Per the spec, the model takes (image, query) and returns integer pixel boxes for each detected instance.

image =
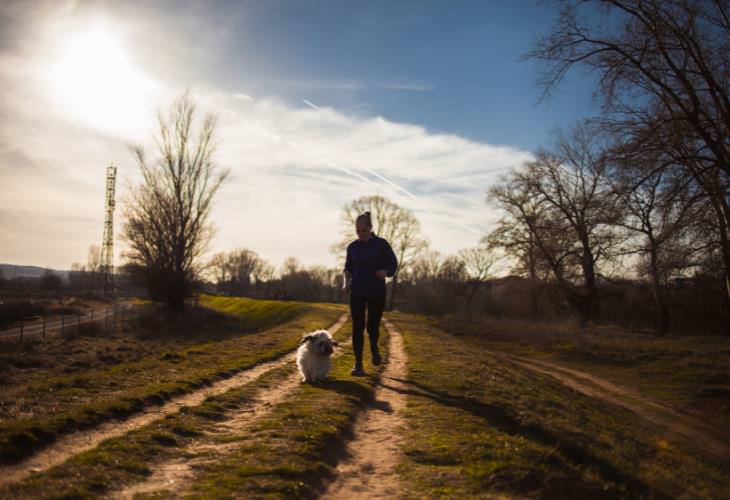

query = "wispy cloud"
[265,77,433,93]
[200,91,532,265]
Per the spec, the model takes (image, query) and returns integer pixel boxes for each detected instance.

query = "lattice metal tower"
[100,163,117,296]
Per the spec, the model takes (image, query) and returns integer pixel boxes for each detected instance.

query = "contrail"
[303,98,416,198]
[302,97,485,237]
[361,165,416,199]
[267,125,386,192]
[301,98,321,112]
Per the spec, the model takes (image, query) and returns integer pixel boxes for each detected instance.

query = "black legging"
[349,293,385,366]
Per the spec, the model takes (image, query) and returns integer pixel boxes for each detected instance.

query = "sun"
[45,23,156,137]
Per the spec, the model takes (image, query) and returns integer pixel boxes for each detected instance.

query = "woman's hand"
[343,271,352,291]
[375,269,388,279]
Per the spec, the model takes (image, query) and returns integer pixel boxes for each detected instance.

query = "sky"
[0,0,599,273]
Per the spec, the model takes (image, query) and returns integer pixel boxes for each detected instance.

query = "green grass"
[5,307,725,498]
[198,294,307,331]
[1,369,288,499]
[0,295,344,465]
[389,311,728,499]
[432,314,730,430]
[183,321,386,498]
[0,319,382,499]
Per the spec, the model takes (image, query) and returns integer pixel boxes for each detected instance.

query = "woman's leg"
[366,294,386,364]
[349,293,367,369]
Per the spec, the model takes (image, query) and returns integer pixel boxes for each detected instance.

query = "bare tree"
[331,195,428,310]
[489,121,621,327]
[282,257,300,276]
[68,244,104,291]
[529,0,730,331]
[609,162,703,333]
[457,245,498,312]
[404,249,443,284]
[122,92,230,312]
[208,251,229,287]
[208,248,265,296]
[485,174,548,318]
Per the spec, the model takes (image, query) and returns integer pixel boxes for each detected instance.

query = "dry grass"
[0,319,381,499]
[390,311,729,498]
[433,313,730,430]
[0,295,344,465]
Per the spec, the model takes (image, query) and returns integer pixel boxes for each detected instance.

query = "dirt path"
[511,355,730,458]
[0,313,349,487]
[111,368,306,498]
[321,317,408,500]
[111,323,354,498]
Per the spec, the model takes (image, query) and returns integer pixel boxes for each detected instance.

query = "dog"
[296,329,339,383]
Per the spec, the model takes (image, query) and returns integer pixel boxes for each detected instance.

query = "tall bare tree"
[484,186,548,318]
[122,92,230,312]
[489,121,621,327]
[529,0,730,331]
[609,162,703,332]
[331,195,428,310]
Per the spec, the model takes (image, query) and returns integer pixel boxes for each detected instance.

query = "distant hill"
[0,263,70,283]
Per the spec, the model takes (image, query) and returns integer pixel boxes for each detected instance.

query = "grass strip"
[0,296,344,465]
[180,322,387,498]
[434,313,730,430]
[389,311,728,499]
[0,319,371,499]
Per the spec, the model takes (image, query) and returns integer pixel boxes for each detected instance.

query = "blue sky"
[186,0,598,149]
[0,0,599,272]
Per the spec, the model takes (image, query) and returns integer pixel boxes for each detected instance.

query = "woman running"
[343,211,398,375]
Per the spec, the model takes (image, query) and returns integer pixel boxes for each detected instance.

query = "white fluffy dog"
[296,329,339,383]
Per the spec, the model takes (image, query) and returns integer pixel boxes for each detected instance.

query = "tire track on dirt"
[0,313,349,487]
[321,317,408,500]
[511,355,730,458]
[111,321,353,498]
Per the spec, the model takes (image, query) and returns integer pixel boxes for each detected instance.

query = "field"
[0,295,727,498]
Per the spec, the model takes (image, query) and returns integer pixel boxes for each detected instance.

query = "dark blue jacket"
[344,233,398,297]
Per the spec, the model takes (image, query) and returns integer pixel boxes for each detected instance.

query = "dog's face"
[301,329,338,356]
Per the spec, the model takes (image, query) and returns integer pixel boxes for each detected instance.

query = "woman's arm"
[343,245,353,290]
[378,239,398,278]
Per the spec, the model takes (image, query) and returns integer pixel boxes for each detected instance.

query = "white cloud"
[0,3,533,272]
[0,73,532,270]
[193,91,532,269]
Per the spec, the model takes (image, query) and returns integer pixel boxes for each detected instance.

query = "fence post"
[19,318,24,342]
[42,314,47,341]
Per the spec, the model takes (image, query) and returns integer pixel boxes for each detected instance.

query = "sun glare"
[45,23,156,137]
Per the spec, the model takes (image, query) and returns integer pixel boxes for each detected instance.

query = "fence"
[0,302,150,342]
